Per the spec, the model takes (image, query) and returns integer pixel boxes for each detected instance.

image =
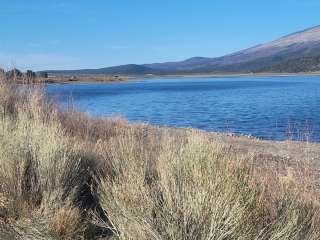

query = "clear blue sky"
[0,0,319,70]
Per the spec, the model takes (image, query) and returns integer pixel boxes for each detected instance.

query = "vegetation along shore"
[3,67,320,86]
[0,74,320,240]
[0,68,134,84]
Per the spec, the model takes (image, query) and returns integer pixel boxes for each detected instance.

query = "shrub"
[97,129,320,239]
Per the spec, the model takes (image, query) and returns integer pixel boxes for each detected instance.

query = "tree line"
[0,68,48,80]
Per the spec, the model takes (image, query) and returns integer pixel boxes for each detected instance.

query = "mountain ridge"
[47,25,320,75]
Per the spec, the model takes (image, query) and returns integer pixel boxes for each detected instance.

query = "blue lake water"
[46,76,320,142]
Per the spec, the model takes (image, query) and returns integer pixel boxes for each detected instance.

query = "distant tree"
[38,71,48,78]
[26,70,36,79]
[6,68,22,79]
[0,68,4,75]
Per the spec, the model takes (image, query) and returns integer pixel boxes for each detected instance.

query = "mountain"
[47,25,320,75]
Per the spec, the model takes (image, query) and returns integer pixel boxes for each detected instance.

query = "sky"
[0,0,320,71]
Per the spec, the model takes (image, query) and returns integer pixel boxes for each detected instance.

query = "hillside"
[47,64,156,75]
[47,25,320,75]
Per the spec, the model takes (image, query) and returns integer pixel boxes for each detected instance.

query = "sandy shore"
[209,131,320,165]
[40,74,137,84]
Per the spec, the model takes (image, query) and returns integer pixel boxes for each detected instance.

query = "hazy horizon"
[1,0,320,71]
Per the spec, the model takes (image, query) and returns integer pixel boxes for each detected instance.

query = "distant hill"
[47,25,320,75]
[47,64,156,75]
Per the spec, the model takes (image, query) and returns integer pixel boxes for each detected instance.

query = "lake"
[46,76,320,142]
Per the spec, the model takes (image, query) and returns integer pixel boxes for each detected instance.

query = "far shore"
[43,71,320,84]
[150,71,320,79]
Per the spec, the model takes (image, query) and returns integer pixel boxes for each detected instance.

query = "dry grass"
[0,76,320,239]
[48,203,82,238]
[96,130,320,240]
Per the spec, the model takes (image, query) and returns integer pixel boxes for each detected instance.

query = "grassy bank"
[0,76,320,239]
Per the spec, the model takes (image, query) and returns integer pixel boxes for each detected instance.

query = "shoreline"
[45,71,320,84]
[148,71,320,78]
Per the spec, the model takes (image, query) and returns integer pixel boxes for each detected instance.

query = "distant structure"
[69,75,77,81]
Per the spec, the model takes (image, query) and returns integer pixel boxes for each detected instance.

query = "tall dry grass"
[95,129,320,240]
[0,77,99,239]
[0,75,319,239]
